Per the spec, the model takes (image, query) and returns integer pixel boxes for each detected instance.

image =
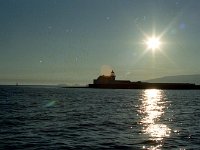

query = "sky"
[1,0,200,85]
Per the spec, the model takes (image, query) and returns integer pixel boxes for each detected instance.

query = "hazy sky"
[1,0,200,85]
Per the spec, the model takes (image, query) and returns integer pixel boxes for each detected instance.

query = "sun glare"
[138,89,171,149]
[145,36,161,50]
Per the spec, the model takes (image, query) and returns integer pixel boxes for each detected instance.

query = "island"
[88,70,200,89]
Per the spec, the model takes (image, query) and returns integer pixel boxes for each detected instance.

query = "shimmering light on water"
[139,89,171,149]
[1,86,200,149]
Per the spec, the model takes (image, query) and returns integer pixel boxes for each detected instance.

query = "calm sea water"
[0,86,200,150]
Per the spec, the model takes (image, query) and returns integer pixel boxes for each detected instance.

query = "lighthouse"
[110,70,116,80]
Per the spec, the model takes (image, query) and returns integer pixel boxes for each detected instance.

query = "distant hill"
[146,74,200,84]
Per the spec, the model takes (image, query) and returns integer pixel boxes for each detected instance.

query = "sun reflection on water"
[139,89,171,149]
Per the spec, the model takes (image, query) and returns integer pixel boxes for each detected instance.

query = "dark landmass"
[87,71,200,90]
[146,74,200,84]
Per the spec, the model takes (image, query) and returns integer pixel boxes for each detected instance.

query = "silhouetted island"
[88,70,200,89]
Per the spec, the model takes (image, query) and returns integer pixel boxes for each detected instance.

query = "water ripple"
[0,87,200,149]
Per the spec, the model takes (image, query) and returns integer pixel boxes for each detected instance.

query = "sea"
[0,85,200,150]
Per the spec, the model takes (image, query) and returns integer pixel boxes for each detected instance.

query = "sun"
[145,36,161,51]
